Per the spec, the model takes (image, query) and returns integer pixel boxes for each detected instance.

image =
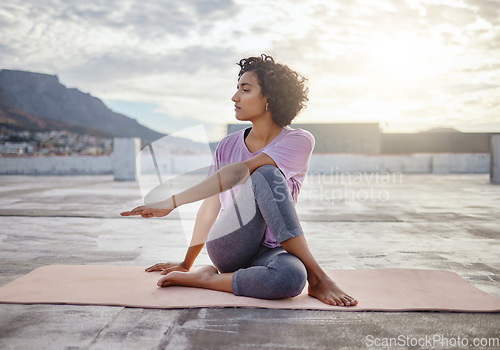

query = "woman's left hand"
[120,205,172,218]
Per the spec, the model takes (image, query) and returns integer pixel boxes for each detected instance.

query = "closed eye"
[237,82,253,92]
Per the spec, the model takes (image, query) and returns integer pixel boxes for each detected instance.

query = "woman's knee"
[252,164,285,183]
[271,254,307,298]
[251,165,288,197]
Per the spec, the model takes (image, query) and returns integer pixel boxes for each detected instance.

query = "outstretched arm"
[121,153,276,218]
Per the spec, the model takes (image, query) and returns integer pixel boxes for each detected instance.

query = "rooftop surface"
[0,173,499,349]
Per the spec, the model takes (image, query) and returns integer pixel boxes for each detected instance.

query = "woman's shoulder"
[222,128,246,143]
[215,128,246,151]
[281,126,315,147]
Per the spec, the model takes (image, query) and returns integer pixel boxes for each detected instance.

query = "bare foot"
[157,266,219,288]
[308,274,358,307]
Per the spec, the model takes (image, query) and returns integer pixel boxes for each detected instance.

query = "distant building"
[0,142,34,155]
[382,130,491,154]
[227,123,381,154]
[227,123,495,154]
[82,146,103,156]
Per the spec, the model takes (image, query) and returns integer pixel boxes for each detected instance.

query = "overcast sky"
[1,0,499,141]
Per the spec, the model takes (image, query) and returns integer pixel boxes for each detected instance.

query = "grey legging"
[206,165,307,299]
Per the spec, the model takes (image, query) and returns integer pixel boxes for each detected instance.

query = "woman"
[121,54,357,307]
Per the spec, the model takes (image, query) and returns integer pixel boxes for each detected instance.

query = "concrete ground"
[0,173,499,350]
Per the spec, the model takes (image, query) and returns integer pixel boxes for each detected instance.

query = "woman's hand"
[145,262,189,275]
[120,205,172,218]
[121,197,176,218]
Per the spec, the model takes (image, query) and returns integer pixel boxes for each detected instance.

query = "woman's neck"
[249,119,283,145]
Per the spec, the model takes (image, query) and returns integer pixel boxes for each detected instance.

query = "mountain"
[0,87,112,137]
[421,127,462,133]
[0,70,164,144]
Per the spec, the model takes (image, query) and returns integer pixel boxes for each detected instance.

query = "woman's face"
[231,71,268,123]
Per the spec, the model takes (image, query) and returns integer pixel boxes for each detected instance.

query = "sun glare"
[368,34,446,79]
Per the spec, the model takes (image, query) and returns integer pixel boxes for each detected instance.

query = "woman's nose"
[231,92,239,102]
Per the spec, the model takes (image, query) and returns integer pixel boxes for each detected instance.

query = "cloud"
[424,3,477,27]
[1,0,500,137]
[0,0,239,65]
[192,0,237,19]
[62,46,236,83]
[461,63,500,72]
[36,0,237,38]
[466,0,500,23]
[447,83,499,94]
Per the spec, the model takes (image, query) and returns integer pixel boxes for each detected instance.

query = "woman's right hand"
[145,262,189,275]
[120,205,172,218]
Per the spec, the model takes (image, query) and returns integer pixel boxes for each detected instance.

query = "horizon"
[1,66,499,143]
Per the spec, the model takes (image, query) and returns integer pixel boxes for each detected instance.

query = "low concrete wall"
[0,156,113,175]
[140,154,214,176]
[308,153,490,174]
[0,153,490,176]
[113,138,140,181]
[431,154,490,174]
[491,136,500,184]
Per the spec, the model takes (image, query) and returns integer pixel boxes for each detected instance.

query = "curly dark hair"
[237,54,308,128]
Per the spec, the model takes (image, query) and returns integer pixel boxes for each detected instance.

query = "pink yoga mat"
[0,265,499,312]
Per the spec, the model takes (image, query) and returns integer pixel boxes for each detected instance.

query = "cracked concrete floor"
[0,174,499,349]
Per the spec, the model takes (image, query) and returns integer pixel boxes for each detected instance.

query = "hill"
[0,87,111,137]
[0,70,164,144]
